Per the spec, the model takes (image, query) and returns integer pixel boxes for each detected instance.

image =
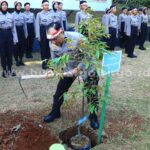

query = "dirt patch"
[0,111,59,150]
[0,109,145,150]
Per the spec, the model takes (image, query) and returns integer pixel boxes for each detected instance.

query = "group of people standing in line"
[0,0,149,78]
[102,4,149,58]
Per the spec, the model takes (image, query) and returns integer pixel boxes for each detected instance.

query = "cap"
[42,0,49,4]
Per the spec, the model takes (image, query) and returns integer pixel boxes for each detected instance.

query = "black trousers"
[120,22,126,48]
[124,35,131,54]
[39,26,50,60]
[53,74,99,113]
[108,27,117,51]
[63,21,67,31]
[139,23,147,48]
[127,26,138,56]
[14,26,26,62]
[0,28,14,71]
[26,23,35,56]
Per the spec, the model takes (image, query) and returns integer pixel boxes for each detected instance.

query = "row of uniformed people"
[0,0,68,77]
[102,5,149,58]
[34,0,68,69]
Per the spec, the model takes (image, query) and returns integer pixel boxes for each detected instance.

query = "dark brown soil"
[0,111,59,150]
[0,109,145,150]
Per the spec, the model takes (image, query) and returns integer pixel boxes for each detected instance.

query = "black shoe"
[127,55,137,58]
[43,109,61,123]
[16,61,20,66]
[89,113,99,130]
[2,70,8,78]
[42,61,48,70]
[7,70,16,77]
[139,47,146,50]
[19,61,25,66]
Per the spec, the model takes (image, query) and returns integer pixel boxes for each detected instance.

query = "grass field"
[0,43,150,149]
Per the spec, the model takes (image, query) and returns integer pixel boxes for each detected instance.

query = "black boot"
[89,113,99,130]
[43,107,61,123]
[2,70,8,78]
[42,60,49,70]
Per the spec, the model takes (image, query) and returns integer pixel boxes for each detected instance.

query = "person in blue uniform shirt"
[105,4,118,51]
[12,1,28,66]
[58,1,68,31]
[43,22,100,130]
[36,0,53,69]
[75,0,91,35]
[138,7,148,50]
[50,1,63,28]
[118,7,128,48]
[125,7,140,58]
[0,0,18,78]
[124,7,132,54]
[24,2,35,58]
[101,8,111,45]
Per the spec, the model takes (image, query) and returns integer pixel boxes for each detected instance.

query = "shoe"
[127,55,137,58]
[2,70,8,78]
[42,61,48,70]
[19,61,25,66]
[43,109,61,123]
[7,70,16,77]
[139,47,146,50]
[89,113,99,130]
[16,61,20,66]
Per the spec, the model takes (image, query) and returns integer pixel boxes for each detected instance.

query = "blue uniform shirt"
[35,10,53,39]
[12,11,28,38]
[0,12,18,43]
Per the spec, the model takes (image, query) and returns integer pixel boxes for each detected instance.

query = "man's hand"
[45,69,54,79]
[71,68,80,76]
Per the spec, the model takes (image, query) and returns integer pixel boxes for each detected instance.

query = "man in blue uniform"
[138,7,148,50]
[105,5,118,51]
[118,7,128,48]
[24,2,35,58]
[43,22,100,130]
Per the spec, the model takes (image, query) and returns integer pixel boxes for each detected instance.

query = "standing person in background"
[105,5,118,51]
[118,7,128,48]
[50,1,63,28]
[75,1,91,33]
[12,1,28,66]
[36,0,52,69]
[58,1,68,31]
[139,7,148,50]
[101,8,111,45]
[24,2,35,58]
[124,7,132,54]
[0,0,18,78]
[125,7,140,58]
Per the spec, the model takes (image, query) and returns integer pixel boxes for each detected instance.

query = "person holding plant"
[43,22,100,130]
